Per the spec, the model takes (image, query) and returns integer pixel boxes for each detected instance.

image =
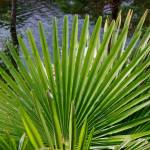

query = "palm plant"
[0,10,150,149]
[0,133,31,150]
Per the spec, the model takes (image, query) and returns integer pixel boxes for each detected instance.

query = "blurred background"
[0,0,150,50]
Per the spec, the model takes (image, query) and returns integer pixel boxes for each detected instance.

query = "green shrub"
[0,10,150,149]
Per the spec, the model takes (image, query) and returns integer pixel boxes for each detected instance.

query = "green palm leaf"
[0,11,150,149]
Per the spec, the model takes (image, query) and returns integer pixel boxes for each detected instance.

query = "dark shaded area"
[0,0,150,49]
[112,0,120,20]
[10,0,18,47]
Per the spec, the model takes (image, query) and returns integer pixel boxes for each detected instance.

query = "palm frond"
[0,11,150,149]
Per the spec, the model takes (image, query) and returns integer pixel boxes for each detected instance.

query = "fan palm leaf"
[0,10,150,149]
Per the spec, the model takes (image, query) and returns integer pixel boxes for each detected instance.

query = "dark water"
[0,0,95,51]
[0,0,150,51]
